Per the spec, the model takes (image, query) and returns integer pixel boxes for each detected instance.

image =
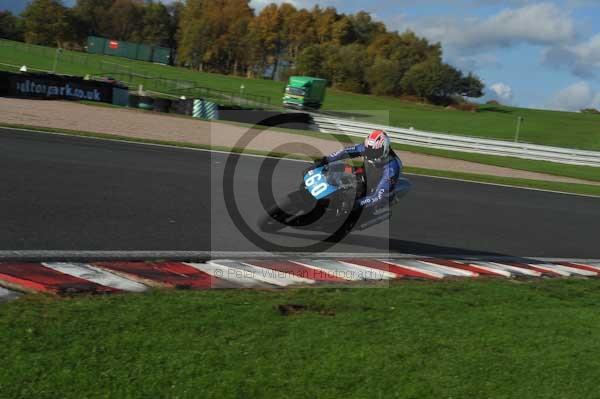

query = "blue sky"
[3,0,600,111]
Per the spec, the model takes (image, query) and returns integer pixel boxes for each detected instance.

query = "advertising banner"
[1,72,123,103]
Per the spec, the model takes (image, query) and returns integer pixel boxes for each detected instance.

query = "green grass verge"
[2,39,600,150]
[3,280,600,398]
[3,122,599,197]
[323,98,600,151]
[404,167,600,196]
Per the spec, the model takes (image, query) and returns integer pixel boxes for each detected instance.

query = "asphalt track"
[1,127,599,258]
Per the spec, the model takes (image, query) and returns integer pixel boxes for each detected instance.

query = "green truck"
[283,76,327,109]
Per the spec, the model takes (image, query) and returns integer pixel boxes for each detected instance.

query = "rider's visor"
[364,146,382,161]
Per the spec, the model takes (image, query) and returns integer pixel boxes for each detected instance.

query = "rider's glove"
[313,156,328,167]
[303,157,328,176]
[302,165,314,176]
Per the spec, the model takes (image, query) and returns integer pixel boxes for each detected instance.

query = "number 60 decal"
[311,182,328,197]
[305,173,322,186]
[306,173,328,197]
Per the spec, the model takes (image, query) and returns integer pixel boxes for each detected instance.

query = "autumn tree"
[401,59,463,101]
[177,0,211,69]
[22,0,72,46]
[72,0,114,38]
[284,9,315,60]
[216,0,253,74]
[296,44,324,77]
[247,3,283,78]
[178,0,253,73]
[72,0,180,46]
[331,16,354,46]
[0,11,24,41]
[458,72,484,98]
[166,1,184,50]
[319,43,343,83]
[330,44,370,93]
[363,30,447,96]
[348,11,385,45]
[106,0,144,41]
[366,57,404,96]
[140,2,172,46]
[311,6,337,44]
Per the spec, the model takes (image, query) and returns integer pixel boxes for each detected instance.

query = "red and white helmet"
[364,130,390,163]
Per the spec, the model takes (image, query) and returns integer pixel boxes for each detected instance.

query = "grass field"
[2,279,600,398]
[2,39,599,151]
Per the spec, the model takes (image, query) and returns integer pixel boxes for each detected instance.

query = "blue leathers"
[322,144,410,209]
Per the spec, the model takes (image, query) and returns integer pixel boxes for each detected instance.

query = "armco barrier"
[311,115,600,167]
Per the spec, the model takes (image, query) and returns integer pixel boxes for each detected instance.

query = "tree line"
[0,0,484,102]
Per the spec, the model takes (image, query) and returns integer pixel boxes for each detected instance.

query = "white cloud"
[404,3,575,54]
[543,33,600,78]
[449,53,501,72]
[488,82,514,103]
[545,81,600,111]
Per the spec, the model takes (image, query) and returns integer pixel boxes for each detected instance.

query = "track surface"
[1,127,599,257]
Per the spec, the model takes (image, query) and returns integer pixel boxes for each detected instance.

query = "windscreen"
[286,87,305,96]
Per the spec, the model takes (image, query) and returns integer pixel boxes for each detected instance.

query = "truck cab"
[283,76,327,110]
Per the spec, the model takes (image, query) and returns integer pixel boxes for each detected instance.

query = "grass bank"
[2,279,600,398]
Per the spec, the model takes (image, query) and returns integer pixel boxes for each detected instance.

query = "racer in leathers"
[314,130,411,211]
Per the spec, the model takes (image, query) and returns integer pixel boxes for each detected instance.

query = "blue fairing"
[304,166,339,200]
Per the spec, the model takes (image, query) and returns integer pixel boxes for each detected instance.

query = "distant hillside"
[1,39,599,151]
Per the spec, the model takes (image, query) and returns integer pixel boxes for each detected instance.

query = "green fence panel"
[85,36,173,65]
[136,44,153,62]
[103,39,128,58]
[125,42,139,60]
[86,36,106,55]
[152,47,171,65]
